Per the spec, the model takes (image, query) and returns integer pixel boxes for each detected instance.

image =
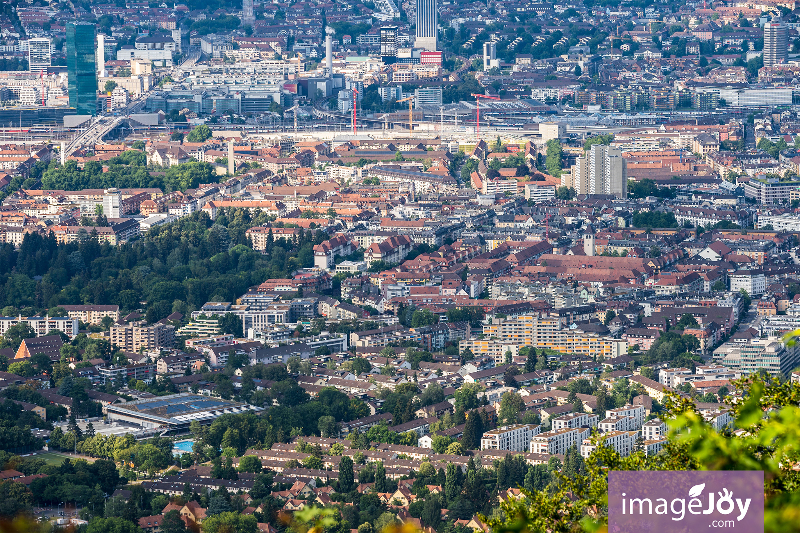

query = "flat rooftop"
[107,393,259,426]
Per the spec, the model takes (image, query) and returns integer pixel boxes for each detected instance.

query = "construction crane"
[286,104,299,133]
[397,95,415,132]
[352,88,358,135]
[470,93,500,142]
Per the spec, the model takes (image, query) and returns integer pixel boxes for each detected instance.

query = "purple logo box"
[608,471,764,533]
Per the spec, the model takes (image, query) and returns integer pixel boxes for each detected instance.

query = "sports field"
[28,451,92,465]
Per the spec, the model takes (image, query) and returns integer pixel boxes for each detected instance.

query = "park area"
[27,450,95,465]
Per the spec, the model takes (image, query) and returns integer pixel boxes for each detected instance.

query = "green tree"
[187,124,213,143]
[584,134,614,151]
[338,455,355,492]
[202,511,257,533]
[351,357,372,375]
[86,517,141,533]
[554,185,575,200]
[318,415,337,438]
[421,494,442,528]
[445,462,461,503]
[461,412,484,449]
[499,391,525,424]
[161,510,187,533]
[445,442,465,455]
[676,313,699,329]
[523,347,537,373]
[7,360,34,377]
[545,139,563,176]
[1,323,36,351]
[0,480,32,517]
[375,460,387,492]
[411,309,438,328]
[104,80,117,93]
[454,383,482,412]
[374,512,400,532]
[238,455,262,473]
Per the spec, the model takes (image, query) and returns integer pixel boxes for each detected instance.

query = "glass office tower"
[66,22,97,115]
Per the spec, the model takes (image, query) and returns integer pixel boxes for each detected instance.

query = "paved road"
[63,94,149,157]
[745,123,756,150]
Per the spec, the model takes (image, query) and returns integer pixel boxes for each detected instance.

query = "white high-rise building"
[242,0,255,27]
[481,424,541,452]
[415,0,437,51]
[483,41,497,70]
[28,38,51,74]
[567,144,627,198]
[589,144,627,198]
[764,22,788,66]
[96,34,106,77]
[102,188,121,218]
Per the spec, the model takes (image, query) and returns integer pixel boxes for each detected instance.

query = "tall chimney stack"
[227,140,235,175]
[325,27,334,79]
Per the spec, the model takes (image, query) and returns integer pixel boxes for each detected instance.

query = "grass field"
[29,451,82,466]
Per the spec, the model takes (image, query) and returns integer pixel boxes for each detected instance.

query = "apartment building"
[156,353,205,374]
[599,416,636,433]
[529,427,590,455]
[641,418,667,441]
[671,370,736,388]
[110,322,175,352]
[97,362,157,384]
[728,270,766,296]
[567,144,627,198]
[604,405,645,431]
[659,367,692,388]
[48,219,140,245]
[457,340,520,365]
[580,430,638,458]
[713,338,800,377]
[480,424,541,452]
[364,235,414,266]
[0,316,78,338]
[475,315,627,359]
[642,438,668,456]
[245,226,302,251]
[313,234,357,270]
[61,305,120,325]
[552,412,599,430]
[178,318,222,338]
[702,408,733,431]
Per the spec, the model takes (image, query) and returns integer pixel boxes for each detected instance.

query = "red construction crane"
[470,93,500,142]
[352,88,358,135]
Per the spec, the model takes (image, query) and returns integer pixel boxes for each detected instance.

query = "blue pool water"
[173,440,194,454]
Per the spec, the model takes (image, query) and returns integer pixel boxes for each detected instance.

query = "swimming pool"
[173,440,194,454]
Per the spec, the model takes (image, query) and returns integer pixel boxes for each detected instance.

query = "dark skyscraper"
[66,22,97,115]
[380,26,398,64]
